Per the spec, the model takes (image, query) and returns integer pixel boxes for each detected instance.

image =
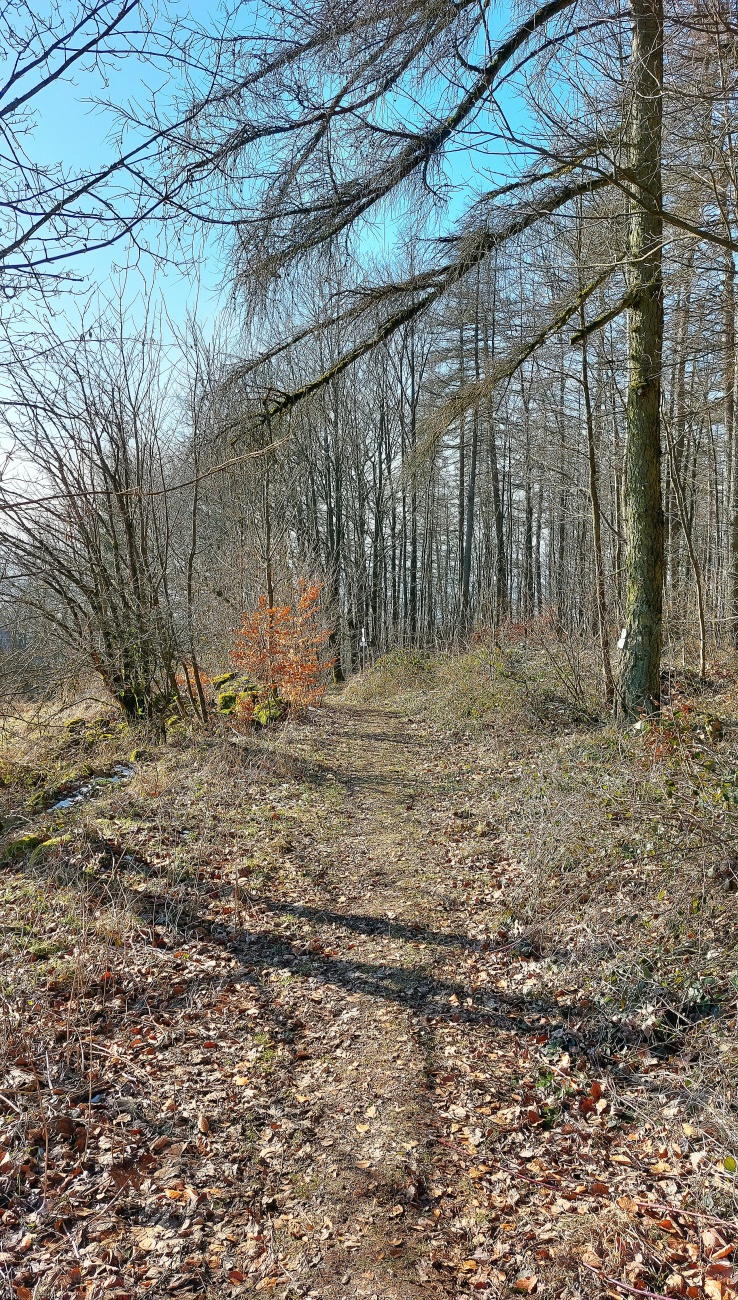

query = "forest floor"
[1,648,738,1300]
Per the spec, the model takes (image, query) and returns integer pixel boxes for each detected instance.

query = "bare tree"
[0,0,183,299]
[0,317,191,722]
[152,0,738,714]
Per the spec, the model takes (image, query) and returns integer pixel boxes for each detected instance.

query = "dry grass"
[349,639,738,1166]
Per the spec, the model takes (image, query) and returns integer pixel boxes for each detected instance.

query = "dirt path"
[232,697,537,1298]
[253,700,465,1298]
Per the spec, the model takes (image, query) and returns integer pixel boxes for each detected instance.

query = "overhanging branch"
[253,172,612,427]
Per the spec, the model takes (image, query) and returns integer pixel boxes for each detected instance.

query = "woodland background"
[0,0,736,720]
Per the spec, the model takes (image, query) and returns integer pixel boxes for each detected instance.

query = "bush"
[230,581,334,715]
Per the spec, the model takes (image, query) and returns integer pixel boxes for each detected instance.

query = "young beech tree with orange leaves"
[231,582,334,711]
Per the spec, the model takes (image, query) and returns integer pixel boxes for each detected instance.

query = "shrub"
[231,582,334,713]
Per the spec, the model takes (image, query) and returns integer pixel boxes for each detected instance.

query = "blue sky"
[18,0,539,348]
[22,0,226,338]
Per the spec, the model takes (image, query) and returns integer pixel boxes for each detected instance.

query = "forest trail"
[232,695,573,1299]
[3,691,734,1300]
[256,696,478,1299]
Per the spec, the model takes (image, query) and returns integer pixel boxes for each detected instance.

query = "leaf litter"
[0,687,736,1299]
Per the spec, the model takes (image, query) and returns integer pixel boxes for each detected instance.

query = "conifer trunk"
[615,0,664,719]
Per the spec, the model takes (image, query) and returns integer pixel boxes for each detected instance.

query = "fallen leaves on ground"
[0,693,737,1299]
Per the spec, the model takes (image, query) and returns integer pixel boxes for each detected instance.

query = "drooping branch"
[412,261,618,466]
[243,172,612,429]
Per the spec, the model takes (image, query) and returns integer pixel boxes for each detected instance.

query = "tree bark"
[615,0,664,719]
[580,316,615,706]
[724,253,738,644]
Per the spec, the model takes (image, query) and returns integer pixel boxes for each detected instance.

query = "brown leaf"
[582,1250,602,1269]
[704,1231,728,1258]
[616,1196,638,1214]
[706,1264,735,1281]
[704,1279,725,1300]
[514,1276,537,1293]
[665,1274,687,1295]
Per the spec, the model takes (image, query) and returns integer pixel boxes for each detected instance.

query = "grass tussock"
[345,632,604,734]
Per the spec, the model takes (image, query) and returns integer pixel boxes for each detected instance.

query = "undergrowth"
[344,635,603,734]
[347,641,738,1156]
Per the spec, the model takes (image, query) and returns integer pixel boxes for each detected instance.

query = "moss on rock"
[253,697,287,726]
[212,672,238,690]
[29,835,71,866]
[2,834,46,864]
[217,692,238,713]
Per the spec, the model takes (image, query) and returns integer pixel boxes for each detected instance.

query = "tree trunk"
[580,316,615,706]
[462,276,481,617]
[458,316,466,609]
[665,414,706,679]
[725,253,738,644]
[482,264,507,622]
[615,0,664,719]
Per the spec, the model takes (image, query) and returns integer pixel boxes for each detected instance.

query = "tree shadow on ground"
[259,898,479,950]
[200,912,634,1066]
